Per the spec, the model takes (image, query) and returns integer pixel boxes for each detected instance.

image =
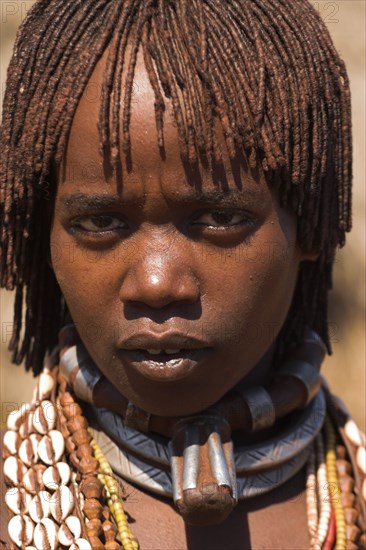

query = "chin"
[130,392,218,418]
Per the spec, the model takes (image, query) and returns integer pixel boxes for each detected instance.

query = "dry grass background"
[0,1,365,430]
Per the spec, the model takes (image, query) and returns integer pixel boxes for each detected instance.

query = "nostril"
[119,264,200,309]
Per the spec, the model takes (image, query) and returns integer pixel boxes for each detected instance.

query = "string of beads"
[3,362,365,548]
[324,416,347,549]
[305,413,366,550]
[90,434,138,550]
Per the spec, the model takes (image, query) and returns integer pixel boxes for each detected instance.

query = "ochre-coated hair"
[1,0,352,375]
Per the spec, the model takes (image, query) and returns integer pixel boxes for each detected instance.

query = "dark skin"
[51,49,313,418]
[48,49,315,547]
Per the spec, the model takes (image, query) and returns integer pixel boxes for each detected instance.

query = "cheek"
[50,227,119,335]
[204,231,300,345]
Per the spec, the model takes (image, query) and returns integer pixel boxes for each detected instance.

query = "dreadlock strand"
[122,2,155,159]
[167,4,200,162]
[110,3,141,166]
[151,17,188,158]
[98,1,131,157]
[172,1,209,156]
[204,11,250,149]
[142,26,165,149]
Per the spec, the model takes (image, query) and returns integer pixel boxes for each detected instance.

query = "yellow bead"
[89,435,136,544]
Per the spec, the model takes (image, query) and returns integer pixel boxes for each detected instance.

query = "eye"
[72,214,127,233]
[192,210,254,228]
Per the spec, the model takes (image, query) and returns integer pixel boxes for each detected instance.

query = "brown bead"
[80,477,103,499]
[346,542,359,550]
[346,524,361,543]
[105,542,122,550]
[341,492,355,508]
[344,507,359,525]
[76,443,93,460]
[62,401,82,420]
[72,429,92,447]
[336,445,347,459]
[338,474,355,493]
[87,536,105,550]
[67,415,88,434]
[86,518,103,538]
[61,424,71,439]
[102,505,111,521]
[83,498,104,520]
[59,392,75,406]
[79,456,99,475]
[69,452,80,469]
[66,437,76,453]
[359,533,366,548]
[102,520,118,542]
[336,459,352,477]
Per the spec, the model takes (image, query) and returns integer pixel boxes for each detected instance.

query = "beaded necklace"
[3,352,366,548]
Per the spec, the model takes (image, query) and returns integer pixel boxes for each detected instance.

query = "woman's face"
[51,51,305,416]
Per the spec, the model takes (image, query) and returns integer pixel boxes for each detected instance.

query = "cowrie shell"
[56,461,71,484]
[8,514,34,547]
[33,518,58,550]
[38,430,65,465]
[3,430,21,455]
[356,446,366,475]
[7,403,32,431]
[22,464,46,494]
[29,490,51,522]
[33,401,56,434]
[5,487,32,515]
[58,515,82,546]
[38,372,55,401]
[43,462,71,491]
[70,538,92,550]
[19,434,41,467]
[3,456,27,486]
[19,410,35,439]
[50,485,74,522]
[345,419,366,447]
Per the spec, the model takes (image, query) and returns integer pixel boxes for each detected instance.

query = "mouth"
[119,349,213,382]
[117,334,213,382]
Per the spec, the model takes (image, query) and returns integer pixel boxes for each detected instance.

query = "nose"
[119,239,200,310]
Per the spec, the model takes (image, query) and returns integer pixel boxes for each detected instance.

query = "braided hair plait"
[0,0,352,374]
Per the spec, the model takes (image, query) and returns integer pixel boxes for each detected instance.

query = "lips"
[118,332,213,382]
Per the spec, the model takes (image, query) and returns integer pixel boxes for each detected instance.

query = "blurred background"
[1,1,365,430]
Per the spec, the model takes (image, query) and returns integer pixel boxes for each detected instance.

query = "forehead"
[60,46,271,204]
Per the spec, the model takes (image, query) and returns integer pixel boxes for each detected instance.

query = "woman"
[1,1,365,548]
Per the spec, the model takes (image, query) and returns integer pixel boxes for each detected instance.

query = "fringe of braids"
[0,0,352,374]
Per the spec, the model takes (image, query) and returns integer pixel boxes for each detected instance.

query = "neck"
[234,344,275,392]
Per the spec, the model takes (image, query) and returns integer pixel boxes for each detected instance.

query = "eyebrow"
[60,193,141,210]
[59,187,265,211]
